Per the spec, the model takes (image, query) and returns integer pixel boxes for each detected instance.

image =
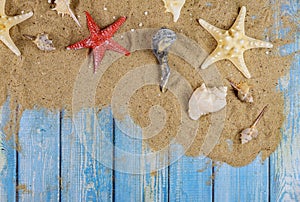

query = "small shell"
[162,0,186,22]
[240,127,258,144]
[188,83,227,120]
[52,0,81,26]
[240,105,268,144]
[228,79,253,103]
[152,28,177,93]
[24,33,56,51]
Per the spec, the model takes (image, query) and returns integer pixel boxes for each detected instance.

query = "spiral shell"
[52,0,80,26]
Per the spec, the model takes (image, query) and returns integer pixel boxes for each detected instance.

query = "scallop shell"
[188,83,227,120]
[162,0,186,22]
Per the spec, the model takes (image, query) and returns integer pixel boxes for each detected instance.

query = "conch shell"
[188,83,227,120]
[162,0,186,22]
[240,105,268,144]
[228,79,253,103]
[24,33,56,51]
[52,0,81,26]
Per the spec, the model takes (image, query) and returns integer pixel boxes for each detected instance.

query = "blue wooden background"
[0,1,299,201]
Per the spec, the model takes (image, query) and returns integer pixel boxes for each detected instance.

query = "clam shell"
[188,83,227,120]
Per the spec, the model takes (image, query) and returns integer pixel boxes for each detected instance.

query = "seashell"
[240,105,267,144]
[152,28,177,93]
[161,0,186,22]
[188,83,227,120]
[240,127,258,144]
[228,79,253,103]
[52,0,81,26]
[24,33,56,51]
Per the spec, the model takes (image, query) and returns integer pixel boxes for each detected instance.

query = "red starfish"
[67,11,130,72]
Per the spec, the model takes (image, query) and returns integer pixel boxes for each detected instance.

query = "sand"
[0,0,295,166]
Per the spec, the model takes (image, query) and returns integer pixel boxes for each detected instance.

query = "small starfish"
[198,6,273,78]
[67,11,130,72]
[0,0,33,56]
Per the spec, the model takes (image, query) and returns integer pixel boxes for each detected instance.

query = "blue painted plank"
[270,0,300,201]
[271,56,300,201]
[169,146,212,202]
[0,99,17,202]
[17,109,60,201]
[169,152,213,202]
[214,156,269,202]
[61,108,113,201]
[142,152,168,202]
[113,117,169,201]
[113,118,143,201]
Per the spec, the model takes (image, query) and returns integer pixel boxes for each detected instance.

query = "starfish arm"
[7,12,33,29]
[92,45,106,73]
[245,36,273,49]
[232,6,246,33]
[0,0,5,16]
[66,38,90,50]
[106,39,130,56]
[228,56,251,78]
[84,11,101,36]
[0,31,21,56]
[102,17,127,38]
[198,19,226,40]
[201,47,226,69]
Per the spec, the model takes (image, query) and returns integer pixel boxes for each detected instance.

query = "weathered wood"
[0,100,17,202]
[214,156,269,201]
[270,0,300,201]
[61,108,113,202]
[113,118,143,201]
[169,153,213,202]
[17,109,60,201]
[113,117,169,201]
[270,53,300,201]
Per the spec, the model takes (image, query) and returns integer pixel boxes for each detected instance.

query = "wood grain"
[0,100,17,202]
[61,108,113,201]
[17,109,60,201]
[214,156,269,201]
[169,154,213,202]
[270,1,300,201]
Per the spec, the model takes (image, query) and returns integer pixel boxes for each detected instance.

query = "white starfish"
[199,6,273,78]
[0,0,33,56]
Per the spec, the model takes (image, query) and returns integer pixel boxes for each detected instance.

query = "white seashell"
[188,83,227,120]
[240,105,267,144]
[240,127,258,144]
[52,0,81,26]
[228,79,253,103]
[24,33,56,51]
[162,0,186,22]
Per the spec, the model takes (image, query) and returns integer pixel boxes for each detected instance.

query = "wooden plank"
[270,0,300,201]
[113,118,143,201]
[17,109,60,201]
[113,117,169,201]
[0,99,17,202]
[169,152,213,202]
[61,108,113,201]
[214,156,269,201]
[139,144,169,201]
[271,56,300,201]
